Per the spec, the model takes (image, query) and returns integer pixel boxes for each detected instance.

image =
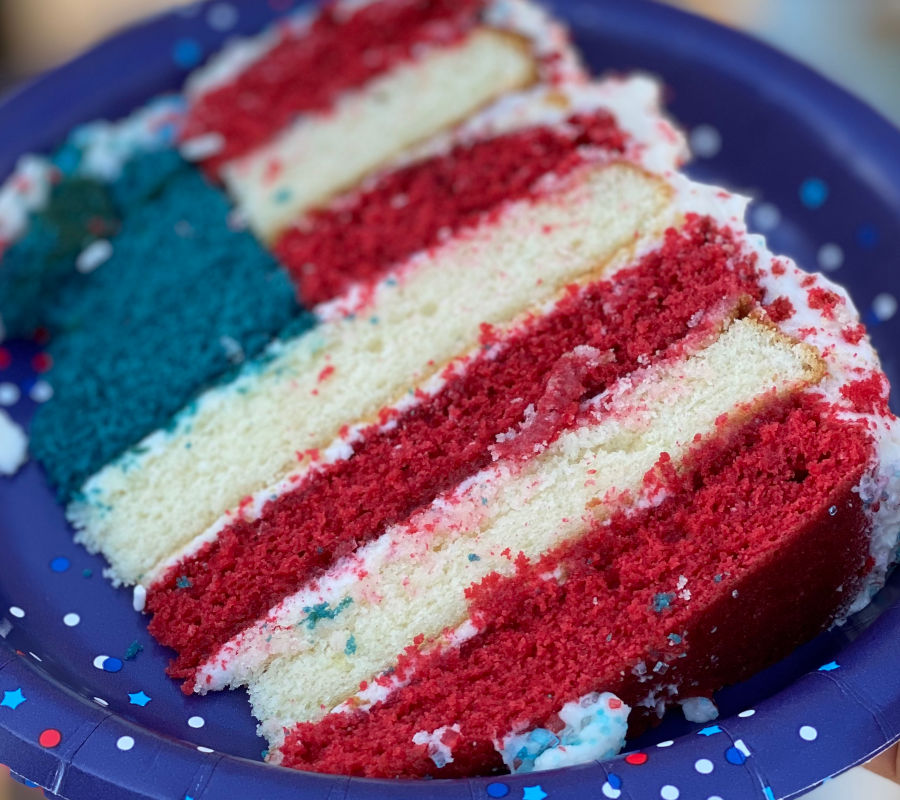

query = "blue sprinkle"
[725,745,747,765]
[481,497,488,506]
[667,633,682,644]
[486,783,510,798]
[713,574,723,582]
[302,597,352,630]
[124,640,143,660]
[82,568,93,578]
[273,187,293,204]
[799,178,828,209]
[652,592,675,612]
[607,773,622,790]
[261,748,269,760]
[698,725,722,736]
[176,575,193,589]
[344,635,357,656]
[818,661,840,671]
[102,657,123,673]
[173,38,203,69]
[763,787,775,800]
[468,553,481,562]
[369,316,379,325]
[50,556,70,573]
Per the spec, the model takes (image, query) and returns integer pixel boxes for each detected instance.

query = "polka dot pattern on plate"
[689,124,722,158]
[799,177,829,208]
[0,382,20,406]
[208,3,239,31]
[63,613,80,627]
[752,202,781,231]
[188,715,206,729]
[694,758,714,774]
[8,606,24,619]
[873,293,898,322]
[93,655,123,673]
[116,735,135,751]
[660,785,680,800]
[817,243,844,272]
[799,725,818,741]
[29,380,53,403]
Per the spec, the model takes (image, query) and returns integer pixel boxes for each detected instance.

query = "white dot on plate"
[116,735,135,751]
[660,786,680,800]
[29,380,53,403]
[753,202,781,232]
[694,758,714,774]
[817,243,844,272]
[738,709,756,718]
[188,716,205,729]
[8,606,24,619]
[799,725,818,741]
[197,745,214,753]
[689,124,722,158]
[708,796,724,800]
[602,783,621,799]
[63,613,80,627]
[208,3,238,30]
[656,740,674,748]
[873,293,898,322]
[93,655,108,669]
[0,383,20,406]
[93,697,109,707]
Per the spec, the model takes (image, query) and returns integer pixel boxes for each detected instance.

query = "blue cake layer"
[29,150,310,498]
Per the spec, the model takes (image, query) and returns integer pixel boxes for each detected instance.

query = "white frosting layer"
[0,410,27,476]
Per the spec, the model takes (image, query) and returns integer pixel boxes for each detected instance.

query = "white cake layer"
[70,162,674,586]
[223,28,538,241]
[245,316,822,739]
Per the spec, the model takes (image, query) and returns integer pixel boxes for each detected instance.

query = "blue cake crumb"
[29,150,311,497]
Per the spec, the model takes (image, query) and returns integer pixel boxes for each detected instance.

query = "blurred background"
[0,0,899,124]
[0,1,897,798]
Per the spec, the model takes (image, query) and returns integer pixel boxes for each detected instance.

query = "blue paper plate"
[1,1,899,798]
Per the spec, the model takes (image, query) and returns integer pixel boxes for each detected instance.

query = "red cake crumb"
[275,111,626,305]
[146,217,762,686]
[182,0,486,171]
[841,374,892,417]
[807,287,841,318]
[278,396,873,778]
[764,296,794,323]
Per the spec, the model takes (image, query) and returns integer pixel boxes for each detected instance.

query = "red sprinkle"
[31,353,53,373]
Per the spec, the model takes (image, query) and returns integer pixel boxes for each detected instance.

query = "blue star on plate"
[128,691,152,707]
[697,725,722,736]
[522,787,547,800]
[1,688,26,709]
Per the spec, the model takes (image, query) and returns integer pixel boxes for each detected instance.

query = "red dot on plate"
[32,353,53,373]
[39,728,62,748]
[625,752,648,766]
[0,348,10,369]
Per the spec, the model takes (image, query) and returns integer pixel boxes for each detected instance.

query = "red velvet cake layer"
[278,395,874,778]
[182,0,486,171]
[146,217,762,686]
[274,111,627,305]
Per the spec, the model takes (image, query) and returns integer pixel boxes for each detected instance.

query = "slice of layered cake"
[2,0,899,782]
